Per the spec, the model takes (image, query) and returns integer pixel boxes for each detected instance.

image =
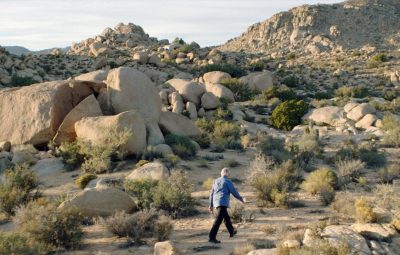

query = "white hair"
[221,167,230,177]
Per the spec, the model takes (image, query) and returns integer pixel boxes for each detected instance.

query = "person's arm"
[228,180,244,203]
[209,181,215,209]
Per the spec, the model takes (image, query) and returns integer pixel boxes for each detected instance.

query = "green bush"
[192,133,211,149]
[0,232,39,255]
[14,202,83,252]
[247,154,300,207]
[101,209,173,243]
[212,121,241,149]
[220,78,257,101]
[0,164,39,216]
[295,130,321,169]
[75,173,97,189]
[261,86,298,102]
[57,127,131,173]
[256,135,291,163]
[358,144,386,168]
[335,85,369,98]
[8,74,37,87]
[202,64,246,78]
[196,118,215,133]
[214,107,233,120]
[282,75,300,88]
[271,100,308,131]
[124,179,159,209]
[165,134,197,159]
[381,114,400,147]
[152,171,195,217]
[301,168,338,195]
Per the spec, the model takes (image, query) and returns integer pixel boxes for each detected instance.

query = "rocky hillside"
[219,0,400,54]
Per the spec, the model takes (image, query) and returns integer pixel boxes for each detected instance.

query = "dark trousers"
[209,206,234,240]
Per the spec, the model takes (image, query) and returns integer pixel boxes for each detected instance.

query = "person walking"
[208,167,245,243]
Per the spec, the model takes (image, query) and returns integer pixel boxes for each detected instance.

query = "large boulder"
[89,42,110,57]
[347,103,376,122]
[154,241,181,255]
[204,83,235,102]
[0,141,11,152]
[344,102,359,113]
[355,114,378,130]
[107,67,164,145]
[166,79,205,105]
[53,95,103,145]
[201,92,220,110]
[159,111,201,137]
[303,106,345,126]
[59,188,137,217]
[74,70,109,83]
[133,52,149,65]
[322,225,371,255]
[351,223,398,241]
[75,111,147,156]
[0,81,94,146]
[31,158,65,178]
[239,71,275,91]
[170,92,184,114]
[203,71,231,84]
[126,161,169,181]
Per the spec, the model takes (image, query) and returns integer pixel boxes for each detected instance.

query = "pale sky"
[0,0,343,50]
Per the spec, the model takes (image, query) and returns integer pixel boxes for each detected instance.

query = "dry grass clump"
[13,201,83,252]
[101,209,173,244]
[247,154,300,207]
[336,159,364,186]
[331,193,356,219]
[301,168,338,195]
[75,173,97,189]
[0,164,40,216]
[202,177,214,190]
[0,232,39,255]
[230,243,256,255]
[355,198,377,223]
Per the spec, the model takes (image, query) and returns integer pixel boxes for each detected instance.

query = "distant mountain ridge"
[4,46,70,56]
[219,0,400,54]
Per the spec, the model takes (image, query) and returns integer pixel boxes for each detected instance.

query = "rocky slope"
[219,0,400,54]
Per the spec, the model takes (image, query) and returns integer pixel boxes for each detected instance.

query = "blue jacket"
[209,176,243,208]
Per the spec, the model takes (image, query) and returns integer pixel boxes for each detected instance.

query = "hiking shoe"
[208,239,221,244]
[230,230,237,238]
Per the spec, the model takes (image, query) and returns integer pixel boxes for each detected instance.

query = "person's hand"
[209,207,214,214]
[242,197,247,204]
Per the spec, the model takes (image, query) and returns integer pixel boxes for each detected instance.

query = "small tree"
[270,100,308,131]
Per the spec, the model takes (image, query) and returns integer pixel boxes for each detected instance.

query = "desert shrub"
[277,239,350,255]
[331,193,356,218]
[124,179,159,210]
[247,61,265,72]
[257,135,291,163]
[141,147,164,161]
[75,173,97,189]
[0,164,40,216]
[101,209,173,243]
[261,86,298,102]
[379,164,400,183]
[223,159,240,168]
[0,232,39,255]
[57,141,84,169]
[319,189,336,206]
[165,134,197,159]
[247,154,300,207]
[57,127,131,173]
[229,202,245,223]
[334,85,369,98]
[301,168,338,195]
[355,198,377,223]
[336,159,364,186]
[214,107,234,120]
[202,177,214,190]
[196,118,215,133]
[295,130,321,169]
[152,171,195,217]
[192,133,211,149]
[8,74,37,87]
[374,184,400,223]
[14,202,83,252]
[162,154,180,168]
[282,75,300,88]
[358,143,386,168]
[220,78,257,101]
[202,64,246,78]
[271,100,308,131]
[212,121,241,149]
[231,243,255,255]
[381,114,400,147]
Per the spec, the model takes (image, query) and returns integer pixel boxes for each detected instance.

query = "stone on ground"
[159,111,201,137]
[126,161,169,181]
